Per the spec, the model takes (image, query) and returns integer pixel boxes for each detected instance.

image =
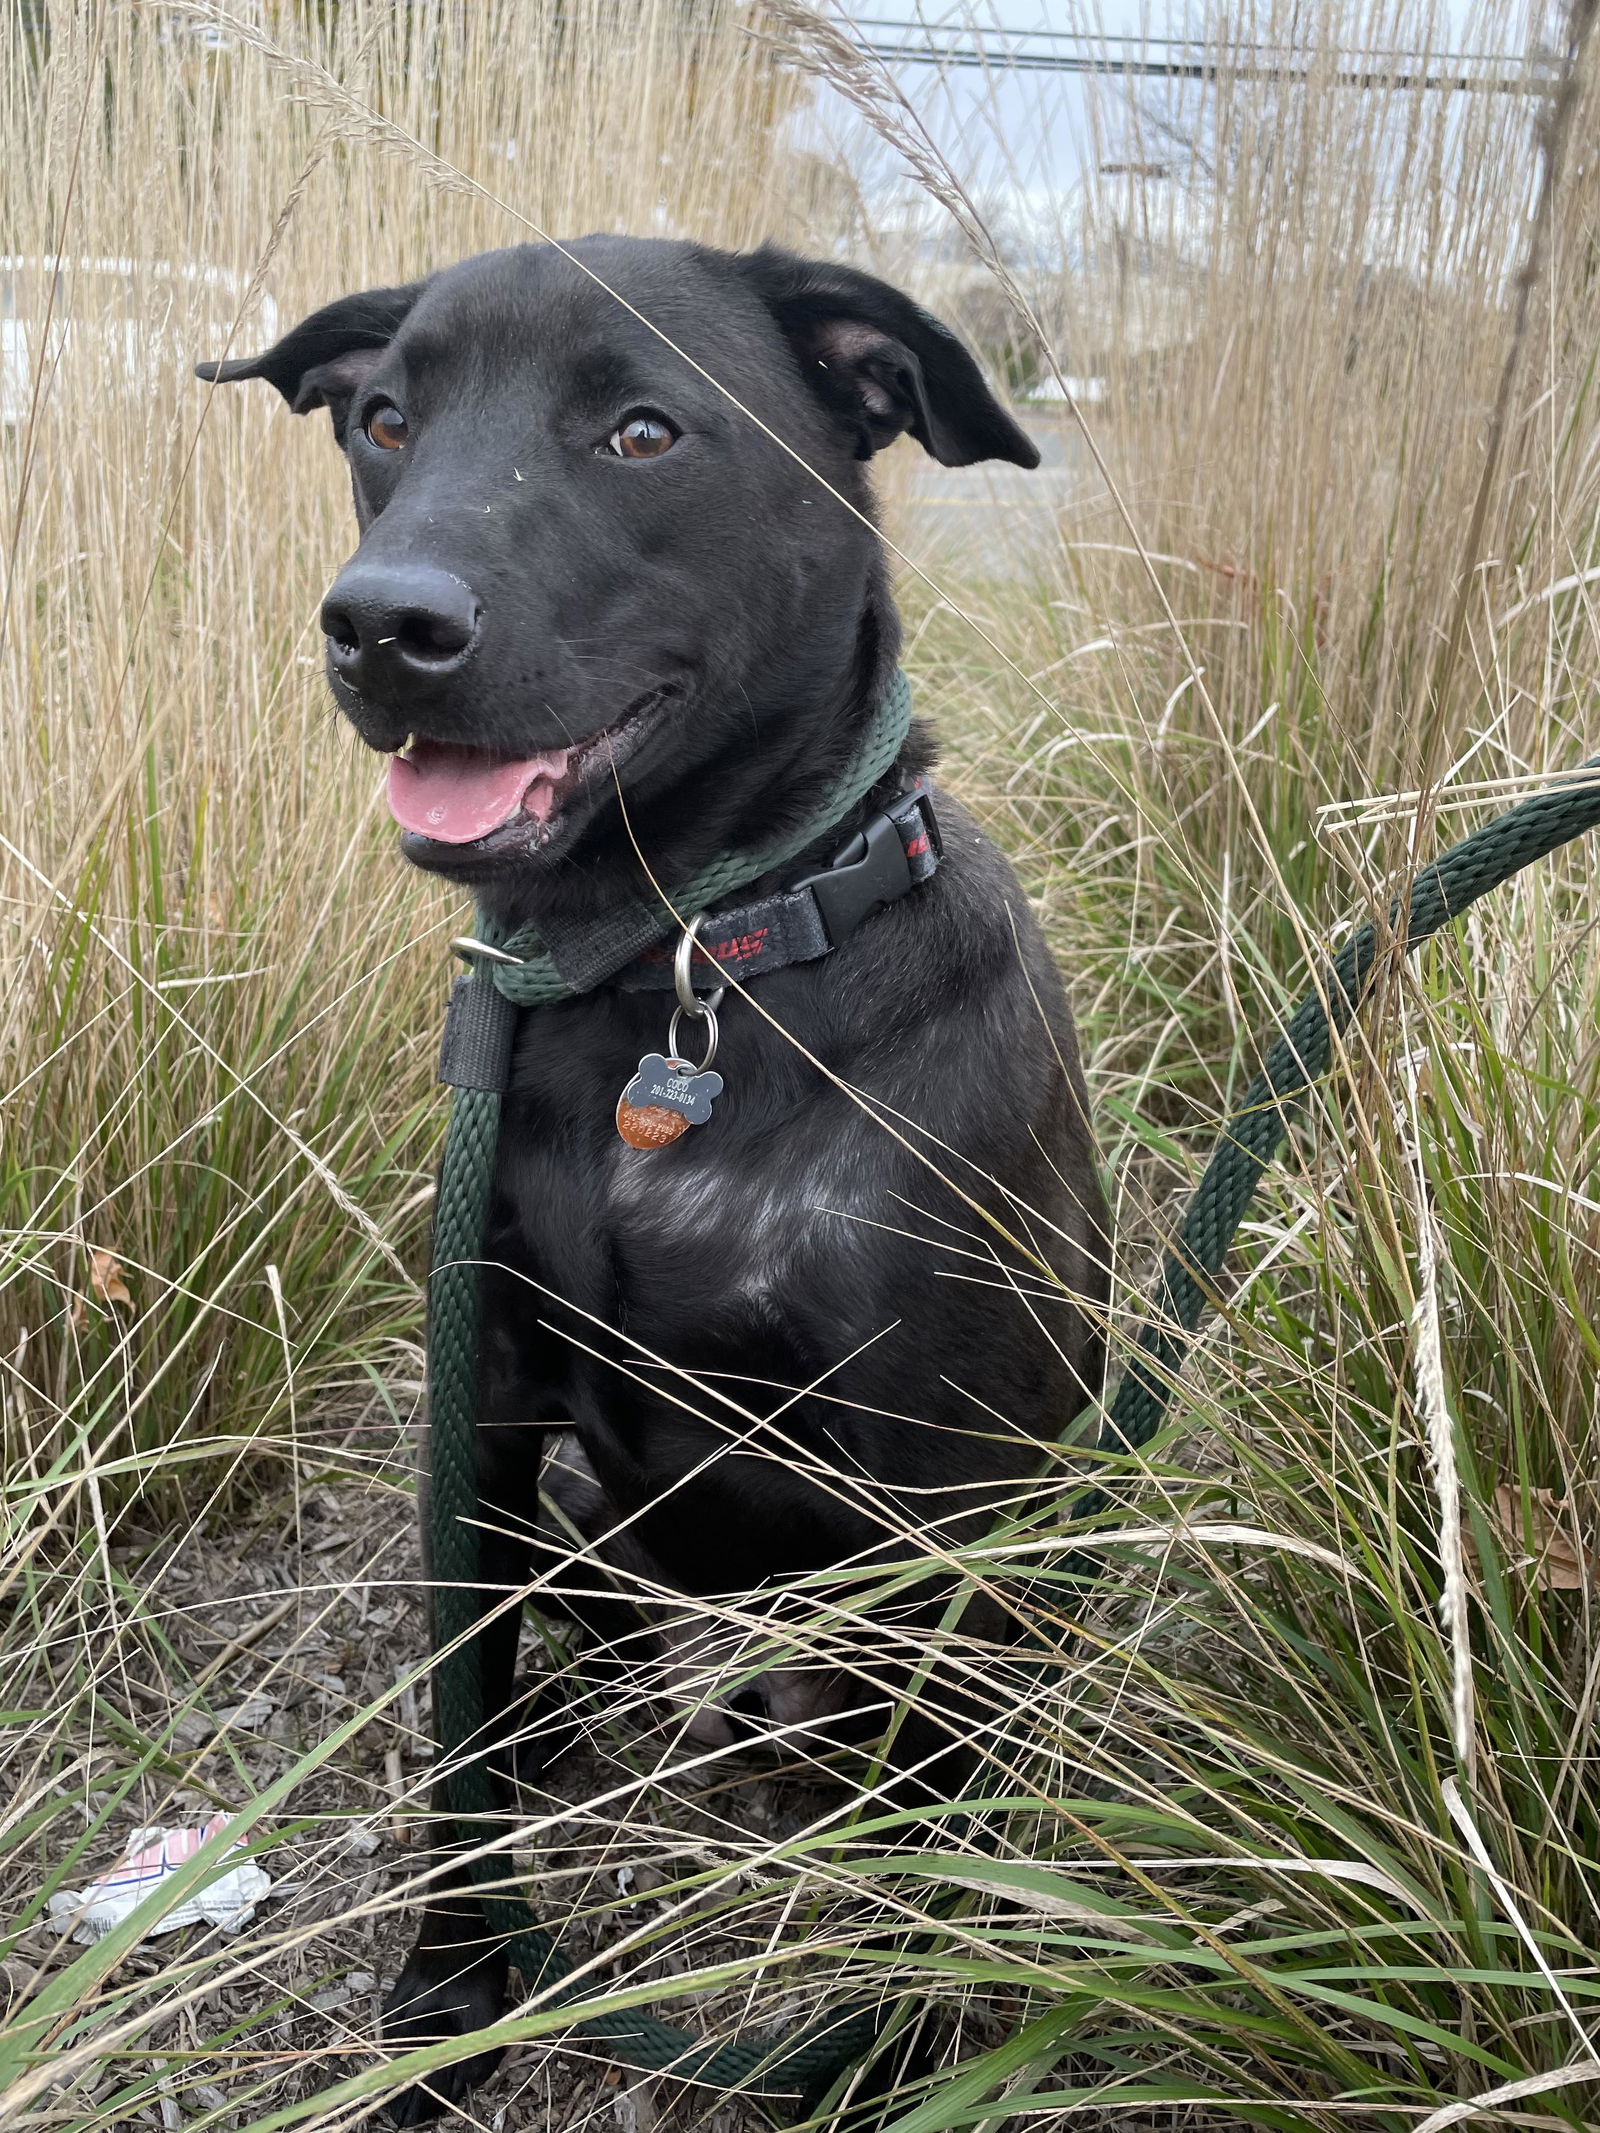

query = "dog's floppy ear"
[737,245,1038,469]
[195,280,427,442]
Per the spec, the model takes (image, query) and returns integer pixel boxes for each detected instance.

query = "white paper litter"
[48,1812,272,1945]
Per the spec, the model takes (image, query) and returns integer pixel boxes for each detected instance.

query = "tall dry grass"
[0,0,831,1498]
[8,1,1600,2129]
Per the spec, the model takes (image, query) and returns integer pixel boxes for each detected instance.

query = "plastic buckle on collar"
[795,807,916,949]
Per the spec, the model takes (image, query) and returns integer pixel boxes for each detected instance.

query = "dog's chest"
[604,1131,808,1271]
[498,1004,879,1320]
[601,1083,884,1302]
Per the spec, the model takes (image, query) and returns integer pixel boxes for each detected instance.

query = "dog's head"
[198,237,1035,889]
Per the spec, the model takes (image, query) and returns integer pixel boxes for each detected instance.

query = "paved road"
[898,408,1095,577]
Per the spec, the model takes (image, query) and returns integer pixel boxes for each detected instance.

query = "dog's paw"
[501,1673,588,1789]
[381,1949,508,2125]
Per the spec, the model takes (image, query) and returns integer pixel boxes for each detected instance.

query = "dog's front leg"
[384,1427,536,2125]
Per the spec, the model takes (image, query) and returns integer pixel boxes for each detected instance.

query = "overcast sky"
[812,3,1557,221]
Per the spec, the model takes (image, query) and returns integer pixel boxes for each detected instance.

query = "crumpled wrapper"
[47,1811,271,1945]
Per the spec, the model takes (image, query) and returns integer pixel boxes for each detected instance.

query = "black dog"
[200,236,1108,2120]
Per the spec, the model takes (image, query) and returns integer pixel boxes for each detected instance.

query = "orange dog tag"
[615,1052,724,1151]
[615,1099,692,1150]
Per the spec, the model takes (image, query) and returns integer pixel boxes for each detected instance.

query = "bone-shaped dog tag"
[615,1052,724,1150]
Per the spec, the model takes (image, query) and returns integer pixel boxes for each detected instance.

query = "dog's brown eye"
[366,404,408,451]
[608,414,676,460]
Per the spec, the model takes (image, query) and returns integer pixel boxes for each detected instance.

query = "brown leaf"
[87,1248,132,1310]
[1476,1484,1596,1593]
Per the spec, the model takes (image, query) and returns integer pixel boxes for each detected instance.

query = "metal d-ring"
[450,936,525,967]
[674,912,729,1019]
[674,914,727,1017]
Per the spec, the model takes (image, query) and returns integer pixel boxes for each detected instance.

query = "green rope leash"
[427,675,910,2091]
[424,733,1600,2098]
[1097,752,1600,1462]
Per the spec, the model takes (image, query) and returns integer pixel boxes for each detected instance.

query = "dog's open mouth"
[386,707,648,852]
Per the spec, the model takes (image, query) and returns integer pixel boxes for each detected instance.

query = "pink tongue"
[387,742,572,843]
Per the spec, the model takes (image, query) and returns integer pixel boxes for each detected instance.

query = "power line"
[843,19,1556,93]
[847,16,1536,67]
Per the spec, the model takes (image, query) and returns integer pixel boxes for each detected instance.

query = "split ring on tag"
[616,915,729,1150]
[666,999,721,1073]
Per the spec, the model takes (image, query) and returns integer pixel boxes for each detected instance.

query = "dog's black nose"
[321,562,480,690]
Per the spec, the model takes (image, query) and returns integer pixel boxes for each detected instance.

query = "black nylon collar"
[614,778,941,993]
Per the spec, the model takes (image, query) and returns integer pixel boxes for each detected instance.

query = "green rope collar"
[465,668,913,1004]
